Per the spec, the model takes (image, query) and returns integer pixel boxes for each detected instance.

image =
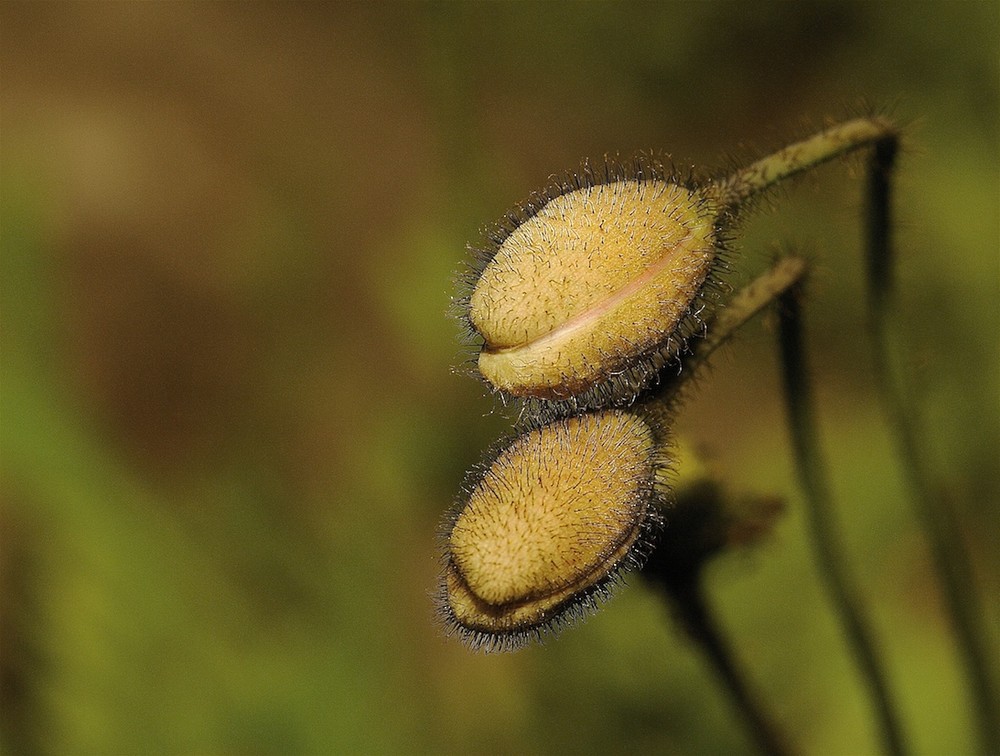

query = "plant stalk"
[712,117,897,211]
[777,286,908,756]
[664,575,793,756]
[865,138,1000,753]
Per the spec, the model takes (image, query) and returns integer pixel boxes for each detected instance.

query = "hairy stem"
[690,256,807,367]
[866,139,1000,753]
[777,286,908,756]
[654,255,808,409]
[712,117,898,211]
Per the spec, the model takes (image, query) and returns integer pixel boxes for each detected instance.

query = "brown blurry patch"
[2,2,437,491]
[58,222,258,477]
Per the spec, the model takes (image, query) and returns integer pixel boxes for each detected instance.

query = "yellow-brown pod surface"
[468,175,719,404]
[439,408,670,651]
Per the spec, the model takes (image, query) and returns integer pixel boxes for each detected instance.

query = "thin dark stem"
[665,575,793,756]
[866,139,1000,753]
[777,287,908,756]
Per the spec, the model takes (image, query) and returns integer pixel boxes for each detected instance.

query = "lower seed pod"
[438,407,672,652]
[463,161,724,408]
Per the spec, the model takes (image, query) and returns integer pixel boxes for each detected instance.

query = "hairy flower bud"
[464,163,723,408]
[438,408,671,651]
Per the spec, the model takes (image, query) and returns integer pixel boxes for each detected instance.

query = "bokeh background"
[2,2,998,754]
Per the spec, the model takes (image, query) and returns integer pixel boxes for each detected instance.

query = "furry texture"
[439,114,902,652]
[454,155,734,414]
[454,108,902,418]
[436,405,673,652]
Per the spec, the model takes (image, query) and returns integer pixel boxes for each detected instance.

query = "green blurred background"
[2,2,997,754]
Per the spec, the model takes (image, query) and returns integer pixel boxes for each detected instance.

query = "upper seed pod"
[464,161,724,408]
[438,407,671,651]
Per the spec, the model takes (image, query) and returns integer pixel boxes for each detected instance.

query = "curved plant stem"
[711,117,897,212]
[662,575,793,756]
[777,287,908,756]
[686,256,808,374]
[647,258,809,753]
[866,139,1000,753]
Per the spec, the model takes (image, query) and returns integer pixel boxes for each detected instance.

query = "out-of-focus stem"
[777,286,908,756]
[662,575,793,756]
[866,138,1000,754]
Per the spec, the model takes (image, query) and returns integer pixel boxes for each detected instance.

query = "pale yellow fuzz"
[470,180,717,398]
[447,411,657,632]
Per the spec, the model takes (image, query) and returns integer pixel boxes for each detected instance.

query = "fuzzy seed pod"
[438,406,671,651]
[463,161,725,409]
